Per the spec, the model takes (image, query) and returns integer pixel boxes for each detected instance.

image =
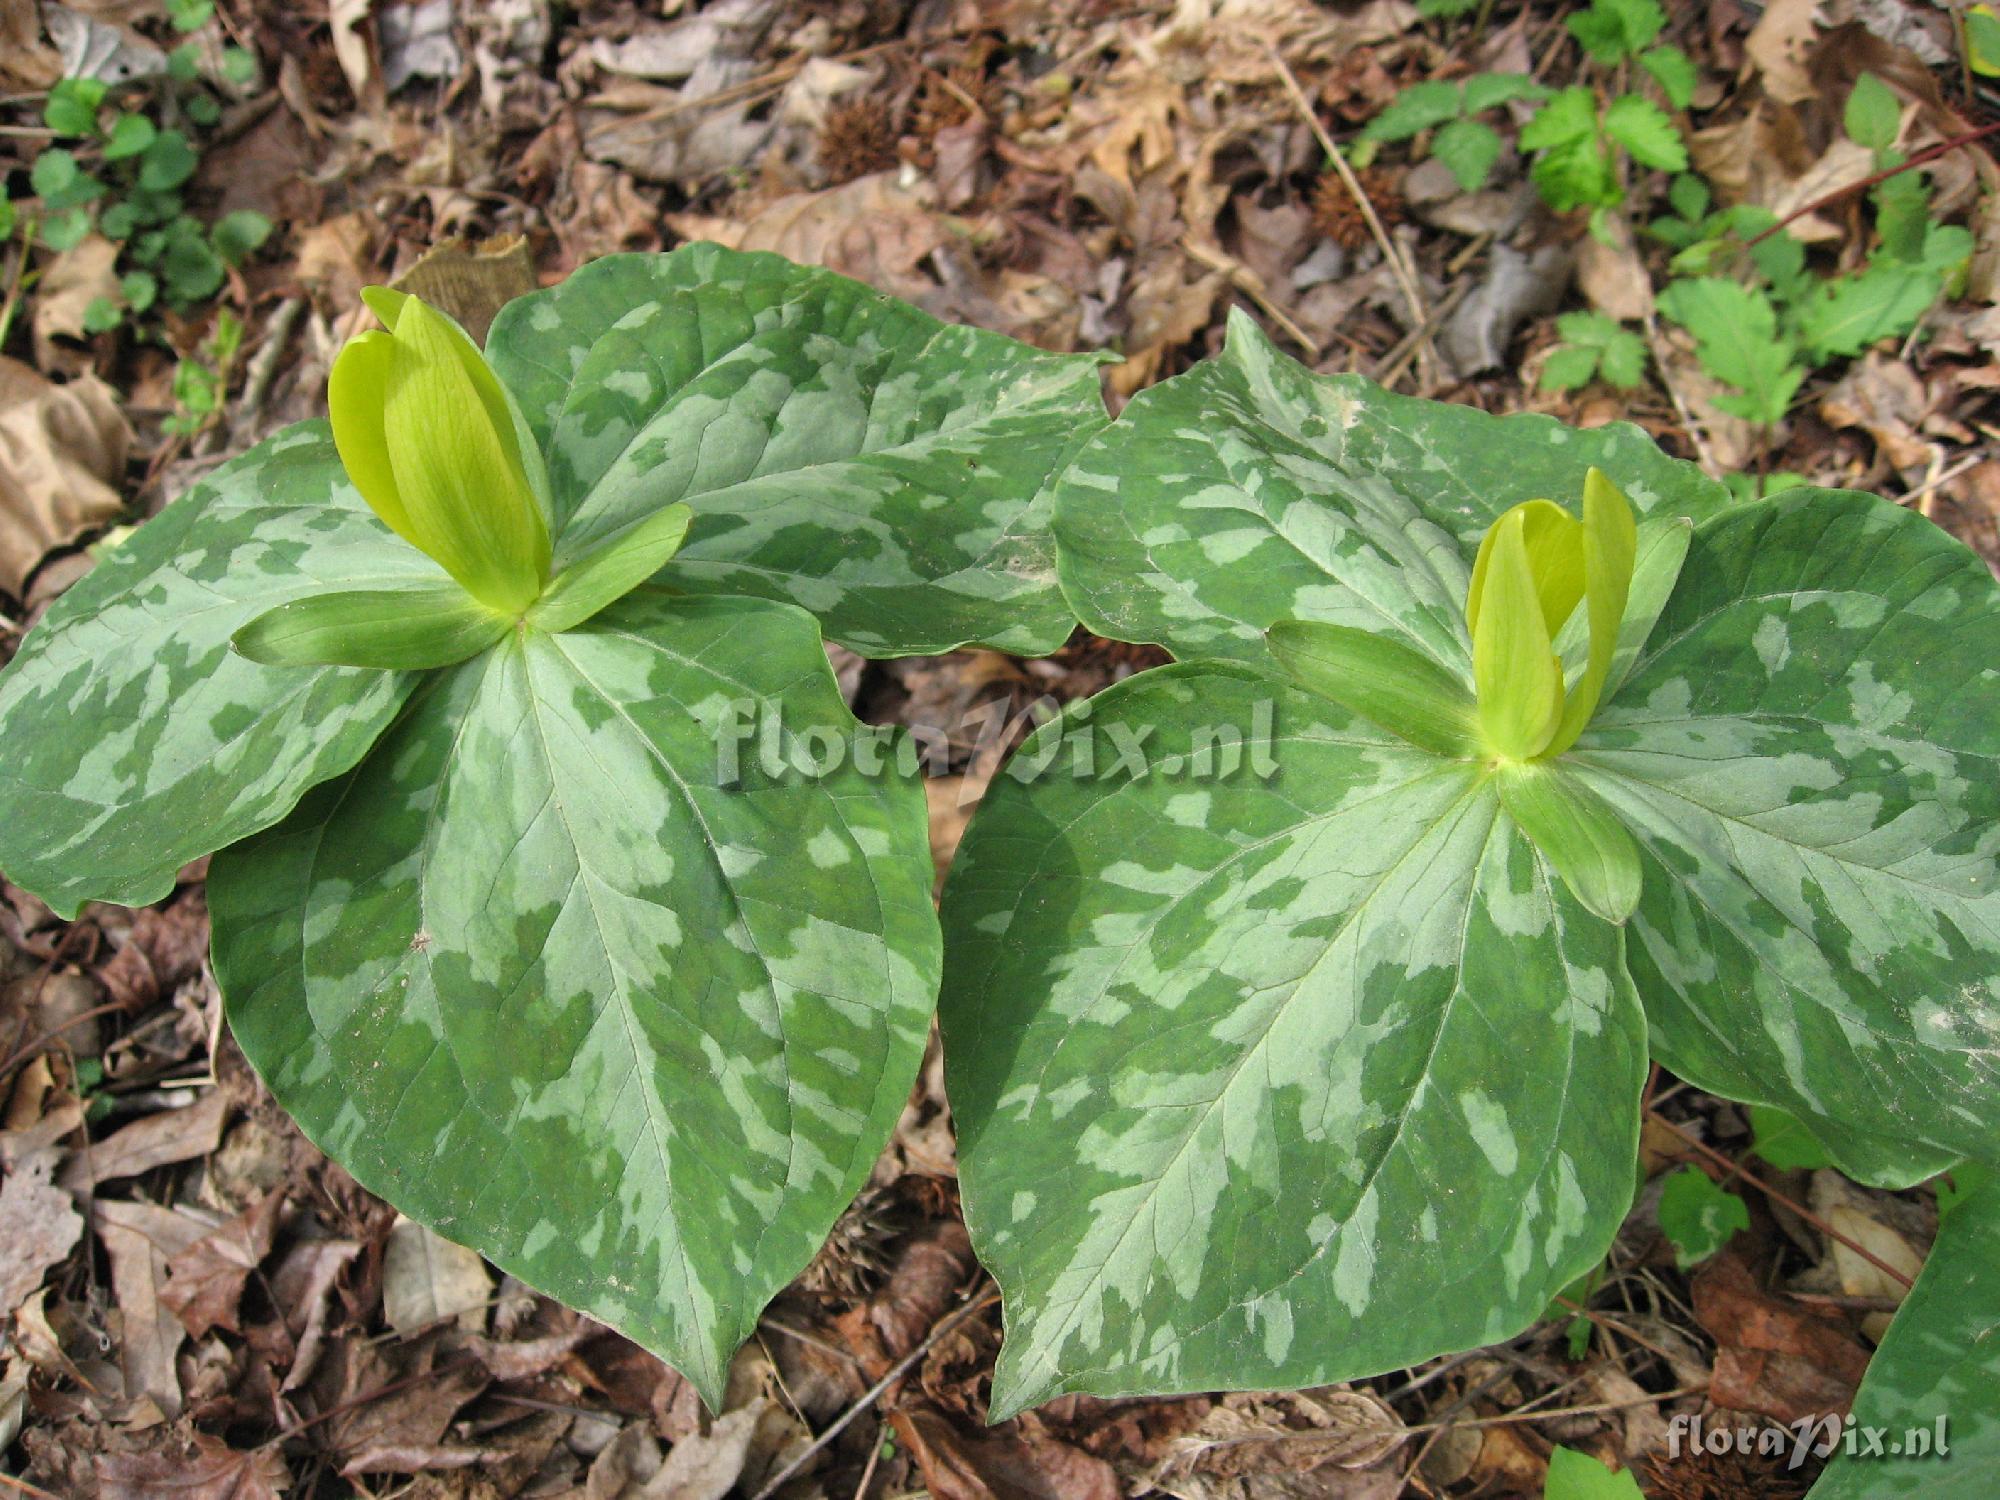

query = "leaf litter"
[1,0,1997,1495]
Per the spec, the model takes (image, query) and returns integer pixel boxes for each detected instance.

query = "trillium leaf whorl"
[0,244,1132,1406]
[943,314,2000,1416]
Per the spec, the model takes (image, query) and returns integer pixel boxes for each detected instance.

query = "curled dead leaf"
[0,356,131,599]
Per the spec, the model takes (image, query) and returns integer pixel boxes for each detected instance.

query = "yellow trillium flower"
[1465,468,1636,761]
[329,287,552,616]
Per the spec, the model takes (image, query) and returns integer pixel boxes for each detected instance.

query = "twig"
[0,1001,128,1085]
[1899,450,1984,518]
[1403,1380,1710,1436]
[1179,236,1321,358]
[1745,120,2000,247]
[0,1473,59,1497]
[1264,45,1434,385]
[1553,1295,1680,1367]
[1646,1110,1916,1290]
[761,1316,864,1368]
[850,1424,886,1500]
[235,296,305,436]
[748,1288,1000,1500]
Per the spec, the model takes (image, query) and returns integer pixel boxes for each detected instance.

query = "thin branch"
[1264,45,1435,384]
[1744,120,2000,247]
[748,1288,1000,1500]
[1647,1110,1916,1290]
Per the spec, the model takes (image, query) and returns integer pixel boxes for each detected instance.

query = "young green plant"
[0,245,1108,1407]
[938,310,2000,1420]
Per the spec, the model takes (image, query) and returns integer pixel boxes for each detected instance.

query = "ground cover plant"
[5,2,2000,1494]
[0,242,1106,1406]
[938,312,2000,1464]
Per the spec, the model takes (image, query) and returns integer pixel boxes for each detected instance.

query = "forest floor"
[2,1,1998,1496]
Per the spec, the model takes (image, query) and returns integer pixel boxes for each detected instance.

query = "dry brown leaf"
[392,235,538,344]
[898,1404,1123,1500]
[95,1199,217,1416]
[1576,215,1654,321]
[1746,0,1823,105]
[160,1188,284,1340]
[62,1088,228,1191]
[1766,136,1875,242]
[0,355,130,597]
[1819,353,1937,473]
[32,236,122,370]
[97,1430,290,1500]
[0,0,62,88]
[268,1235,363,1392]
[329,0,377,102]
[1692,1251,1869,1424]
[645,1398,775,1500]
[1150,1389,1405,1487]
[293,212,376,311]
[0,1125,85,1317]
[668,174,946,305]
[382,1215,493,1335]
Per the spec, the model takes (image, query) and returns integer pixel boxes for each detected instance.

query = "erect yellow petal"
[1467,499,1584,643]
[361,285,551,517]
[1472,507,1565,761]
[1546,468,1637,755]
[380,297,551,614]
[327,330,410,540]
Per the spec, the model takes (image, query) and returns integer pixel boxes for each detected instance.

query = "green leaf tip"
[331,287,553,615]
[232,583,511,670]
[1466,467,1637,762]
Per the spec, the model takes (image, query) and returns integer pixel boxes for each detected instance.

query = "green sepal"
[1495,763,1643,923]
[526,504,693,635]
[233,583,512,670]
[1266,619,1477,756]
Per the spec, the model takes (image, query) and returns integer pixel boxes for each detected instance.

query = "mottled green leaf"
[215,592,940,1407]
[485,245,1106,657]
[1574,489,2000,1183]
[1052,310,1729,674]
[939,665,1647,1416]
[527,503,692,634]
[0,424,434,916]
[1806,1179,2000,1496]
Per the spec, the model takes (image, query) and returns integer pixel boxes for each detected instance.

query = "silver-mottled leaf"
[487,246,1106,657]
[214,592,941,1406]
[940,665,1646,1416]
[1577,489,2000,1184]
[1053,309,1731,671]
[0,423,435,915]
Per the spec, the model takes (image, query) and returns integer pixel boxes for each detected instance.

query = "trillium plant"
[1,251,1994,1474]
[938,314,2000,1471]
[0,246,1106,1405]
